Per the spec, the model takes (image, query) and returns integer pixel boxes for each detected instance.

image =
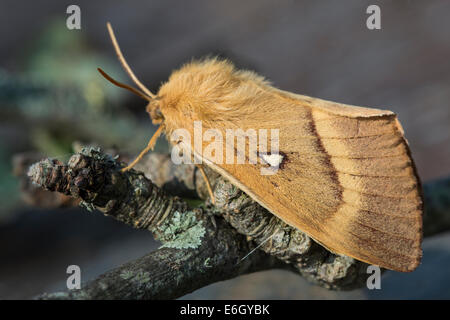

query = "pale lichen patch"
[120,270,134,280]
[120,269,151,283]
[156,210,206,249]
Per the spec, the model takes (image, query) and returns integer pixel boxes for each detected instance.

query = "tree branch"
[24,148,450,299]
[38,210,283,299]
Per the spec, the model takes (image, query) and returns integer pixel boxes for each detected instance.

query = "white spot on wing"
[260,153,284,167]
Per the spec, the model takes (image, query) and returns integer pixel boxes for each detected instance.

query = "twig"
[25,148,450,299]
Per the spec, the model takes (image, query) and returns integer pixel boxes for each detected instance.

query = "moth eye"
[154,108,163,118]
[147,102,164,122]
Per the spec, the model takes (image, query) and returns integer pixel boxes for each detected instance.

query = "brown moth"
[99,23,423,272]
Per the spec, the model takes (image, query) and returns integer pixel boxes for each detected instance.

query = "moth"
[99,23,423,272]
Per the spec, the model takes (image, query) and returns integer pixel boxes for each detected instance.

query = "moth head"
[145,98,164,124]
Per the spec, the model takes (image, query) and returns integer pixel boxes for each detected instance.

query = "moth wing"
[184,90,422,272]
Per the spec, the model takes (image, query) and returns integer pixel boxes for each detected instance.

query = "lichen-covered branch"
[25,149,450,299]
[38,208,282,300]
[29,148,283,299]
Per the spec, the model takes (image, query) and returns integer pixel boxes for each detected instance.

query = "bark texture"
[24,149,450,299]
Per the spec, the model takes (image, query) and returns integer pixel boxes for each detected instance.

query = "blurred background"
[1,0,450,299]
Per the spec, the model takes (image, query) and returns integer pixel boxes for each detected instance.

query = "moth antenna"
[121,124,165,172]
[97,68,152,101]
[106,22,156,99]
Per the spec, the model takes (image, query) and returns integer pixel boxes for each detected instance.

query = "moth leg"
[196,164,216,205]
[121,125,164,172]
